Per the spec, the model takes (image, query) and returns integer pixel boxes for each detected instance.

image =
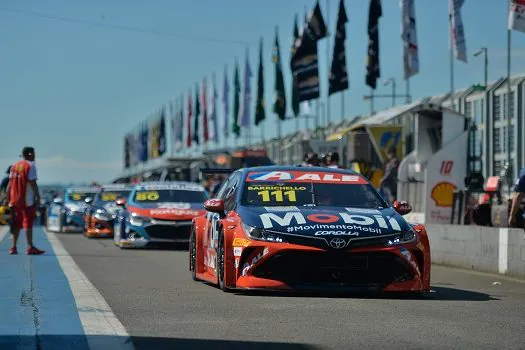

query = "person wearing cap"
[4,147,45,255]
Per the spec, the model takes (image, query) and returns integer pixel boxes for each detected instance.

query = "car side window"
[215,179,230,200]
[224,173,241,212]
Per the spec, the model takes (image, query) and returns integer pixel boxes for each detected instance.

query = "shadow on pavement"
[235,285,498,301]
[0,335,319,350]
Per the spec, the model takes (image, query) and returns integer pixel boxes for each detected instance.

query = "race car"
[46,186,100,232]
[83,184,132,238]
[189,166,431,294]
[113,181,208,248]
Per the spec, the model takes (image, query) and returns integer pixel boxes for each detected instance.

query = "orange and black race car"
[190,166,431,294]
[84,184,132,238]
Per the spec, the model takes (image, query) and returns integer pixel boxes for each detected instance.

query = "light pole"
[473,47,488,90]
[384,78,396,107]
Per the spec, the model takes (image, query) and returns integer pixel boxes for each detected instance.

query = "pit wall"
[426,224,525,279]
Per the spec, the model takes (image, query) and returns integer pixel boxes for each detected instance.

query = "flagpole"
[326,0,331,126]
[277,118,282,164]
[405,78,411,103]
[341,92,345,121]
[449,4,455,109]
[506,0,512,194]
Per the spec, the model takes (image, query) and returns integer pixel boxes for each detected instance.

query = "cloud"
[0,155,121,170]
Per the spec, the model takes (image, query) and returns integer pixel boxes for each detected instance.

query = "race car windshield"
[133,189,206,203]
[96,191,131,203]
[241,182,386,208]
[67,192,97,202]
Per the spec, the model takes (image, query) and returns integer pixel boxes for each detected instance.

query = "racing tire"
[189,228,197,281]
[216,230,231,292]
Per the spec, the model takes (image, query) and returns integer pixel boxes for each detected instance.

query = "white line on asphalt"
[45,229,135,350]
[0,226,8,242]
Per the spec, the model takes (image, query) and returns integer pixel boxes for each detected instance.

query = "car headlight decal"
[129,213,151,226]
[386,229,416,246]
[241,223,287,243]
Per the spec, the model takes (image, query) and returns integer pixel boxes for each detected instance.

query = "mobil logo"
[259,211,401,231]
[248,171,294,181]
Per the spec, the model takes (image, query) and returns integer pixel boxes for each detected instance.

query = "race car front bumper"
[118,219,193,248]
[229,240,429,293]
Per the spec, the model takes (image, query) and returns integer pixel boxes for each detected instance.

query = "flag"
[509,0,525,33]
[449,0,467,63]
[222,65,230,138]
[132,129,140,166]
[329,0,349,95]
[170,100,176,149]
[238,48,253,129]
[210,73,218,143]
[178,93,184,146]
[141,122,149,162]
[401,0,419,79]
[159,108,166,156]
[365,0,382,89]
[232,60,241,137]
[291,1,328,102]
[255,38,266,126]
[124,134,130,168]
[290,14,300,117]
[194,83,200,144]
[202,78,209,143]
[149,116,159,159]
[273,29,287,120]
[186,89,192,148]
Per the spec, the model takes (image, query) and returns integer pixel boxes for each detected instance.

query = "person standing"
[0,166,11,203]
[380,148,400,204]
[508,167,525,228]
[5,147,45,255]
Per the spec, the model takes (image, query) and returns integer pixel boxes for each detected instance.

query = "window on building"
[502,126,507,153]
[493,95,501,120]
[494,160,502,176]
[509,124,515,152]
[480,99,485,125]
[509,91,515,119]
[494,127,501,153]
[465,101,472,118]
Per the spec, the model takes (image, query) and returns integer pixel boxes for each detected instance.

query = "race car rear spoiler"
[199,168,235,179]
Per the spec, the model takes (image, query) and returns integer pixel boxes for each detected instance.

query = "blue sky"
[1,0,523,184]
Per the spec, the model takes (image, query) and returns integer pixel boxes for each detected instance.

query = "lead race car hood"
[236,205,411,238]
[127,202,205,220]
[64,202,89,213]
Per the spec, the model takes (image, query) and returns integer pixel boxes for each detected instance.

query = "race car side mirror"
[204,199,225,214]
[393,200,412,215]
[115,198,127,207]
[53,197,64,205]
[84,197,93,205]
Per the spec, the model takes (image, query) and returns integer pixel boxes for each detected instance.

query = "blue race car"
[46,186,100,233]
[84,184,132,238]
[113,181,207,248]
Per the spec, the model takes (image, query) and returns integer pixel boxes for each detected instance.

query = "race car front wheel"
[189,229,197,281]
[216,230,232,292]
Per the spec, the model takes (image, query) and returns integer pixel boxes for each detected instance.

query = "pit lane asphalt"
[56,232,525,350]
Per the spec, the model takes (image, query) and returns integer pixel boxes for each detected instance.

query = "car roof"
[133,181,205,191]
[66,186,100,193]
[100,184,132,191]
[236,165,359,175]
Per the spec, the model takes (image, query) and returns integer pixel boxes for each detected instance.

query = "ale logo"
[431,182,457,207]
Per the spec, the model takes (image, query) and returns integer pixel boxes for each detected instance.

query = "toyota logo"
[329,238,347,249]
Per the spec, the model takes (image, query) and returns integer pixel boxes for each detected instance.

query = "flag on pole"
[238,47,253,128]
[124,134,130,168]
[509,0,525,33]
[159,107,166,156]
[210,73,218,143]
[178,93,184,147]
[449,0,467,63]
[186,89,192,148]
[401,0,419,79]
[365,0,382,89]
[170,100,176,150]
[232,60,241,138]
[291,1,328,102]
[222,65,230,139]
[273,29,287,120]
[194,83,200,145]
[290,14,300,117]
[329,0,349,95]
[141,122,149,162]
[255,37,266,126]
[202,78,209,143]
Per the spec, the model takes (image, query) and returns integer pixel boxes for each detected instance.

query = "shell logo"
[431,182,457,207]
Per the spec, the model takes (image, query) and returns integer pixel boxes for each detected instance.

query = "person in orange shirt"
[4,147,45,255]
